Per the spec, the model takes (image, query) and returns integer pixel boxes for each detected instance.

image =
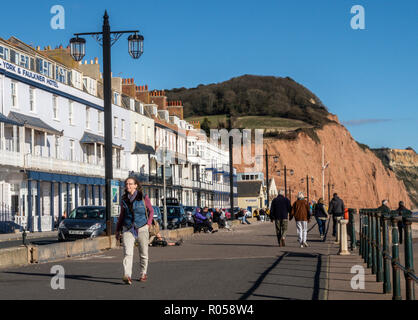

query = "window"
[55,136,60,159]
[53,96,58,119]
[11,81,17,107]
[113,92,119,105]
[86,107,90,129]
[121,119,125,139]
[113,117,118,137]
[0,46,9,60]
[70,140,75,161]
[134,122,138,141]
[69,101,74,125]
[147,126,151,144]
[29,88,35,112]
[55,66,67,84]
[19,53,29,69]
[36,59,52,78]
[141,124,145,143]
[70,71,82,89]
[98,111,103,133]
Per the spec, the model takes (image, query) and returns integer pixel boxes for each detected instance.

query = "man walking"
[328,193,345,237]
[291,192,311,248]
[270,189,291,247]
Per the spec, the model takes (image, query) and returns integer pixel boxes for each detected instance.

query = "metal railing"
[0,204,15,233]
[359,209,417,300]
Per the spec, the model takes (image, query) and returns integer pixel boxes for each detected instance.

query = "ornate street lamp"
[69,10,144,236]
[128,33,144,59]
[69,36,86,62]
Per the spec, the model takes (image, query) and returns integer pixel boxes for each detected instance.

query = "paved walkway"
[0,218,416,300]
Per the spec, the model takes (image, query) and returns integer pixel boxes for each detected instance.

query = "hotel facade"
[0,36,237,233]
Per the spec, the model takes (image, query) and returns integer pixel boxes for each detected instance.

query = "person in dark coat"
[395,201,412,244]
[377,200,391,213]
[328,193,345,237]
[270,189,291,247]
[313,198,329,239]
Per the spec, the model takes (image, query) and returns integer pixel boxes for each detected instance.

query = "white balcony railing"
[0,151,128,180]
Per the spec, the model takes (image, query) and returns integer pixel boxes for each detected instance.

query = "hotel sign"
[0,58,59,89]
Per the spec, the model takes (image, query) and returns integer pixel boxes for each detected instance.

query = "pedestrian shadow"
[3,271,125,286]
[238,251,325,300]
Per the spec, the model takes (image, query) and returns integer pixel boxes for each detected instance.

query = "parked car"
[58,206,116,241]
[166,205,187,229]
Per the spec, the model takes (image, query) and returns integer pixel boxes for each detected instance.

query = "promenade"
[0,219,415,300]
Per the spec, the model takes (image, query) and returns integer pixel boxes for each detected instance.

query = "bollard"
[391,215,402,300]
[367,211,373,269]
[338,219,351,255]
[335,216,342,244]
[403,217,415,300]
[382,213,392,294]
[349,208,357,250]
[375,212,383,282]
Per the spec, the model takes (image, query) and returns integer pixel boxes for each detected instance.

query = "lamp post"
[70,11,144,236]
[301,175,314,203]
[321,146,330,200]
[227,111,234,219]
[263,150,279,208]
[276,166,294,199]
[328,182,335,205]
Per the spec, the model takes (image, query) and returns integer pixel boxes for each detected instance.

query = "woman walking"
[116,177,154,285]
[313,198,329,240]
[291,192,311,248]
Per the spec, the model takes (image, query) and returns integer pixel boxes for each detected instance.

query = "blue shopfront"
[24,170,123,232]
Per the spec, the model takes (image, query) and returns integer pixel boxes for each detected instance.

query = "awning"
[8,111,62,135]
[132,142,155,155]
[0,113,23,126]
[80,132,123,149]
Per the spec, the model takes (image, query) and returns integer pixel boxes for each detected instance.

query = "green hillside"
[166,74,331,128]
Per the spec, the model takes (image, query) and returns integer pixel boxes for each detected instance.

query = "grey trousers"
[122,224,149,278]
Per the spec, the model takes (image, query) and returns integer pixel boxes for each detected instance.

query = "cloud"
[341,119,392,126]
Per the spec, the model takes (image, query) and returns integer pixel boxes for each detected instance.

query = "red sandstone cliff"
[235,116,413,210]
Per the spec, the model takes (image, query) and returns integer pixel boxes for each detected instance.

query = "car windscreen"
[184,206,195,212]
[166,207,184,218]
[68,208,105,220]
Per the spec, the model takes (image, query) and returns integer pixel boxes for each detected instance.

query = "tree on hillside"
[201,117,211,136]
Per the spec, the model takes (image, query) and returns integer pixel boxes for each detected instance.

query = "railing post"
[376,211,383,282]
[403,217,415,300]
[371,210,378,275]
[391,214,402,300]
[359,209,363,256]
[349,208,357,250]
[364,210,369,263]
[382,213,392,294]
[367,210,373,269]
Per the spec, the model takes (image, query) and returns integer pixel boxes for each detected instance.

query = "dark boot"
[281,239,286,247]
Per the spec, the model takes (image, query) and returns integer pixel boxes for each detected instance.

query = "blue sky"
[1,0,417,150]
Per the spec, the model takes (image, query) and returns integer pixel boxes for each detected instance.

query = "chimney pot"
[145,85,148,91]
[95,57,98,64]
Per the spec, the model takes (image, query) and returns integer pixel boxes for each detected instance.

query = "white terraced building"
[0,36,237,233]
